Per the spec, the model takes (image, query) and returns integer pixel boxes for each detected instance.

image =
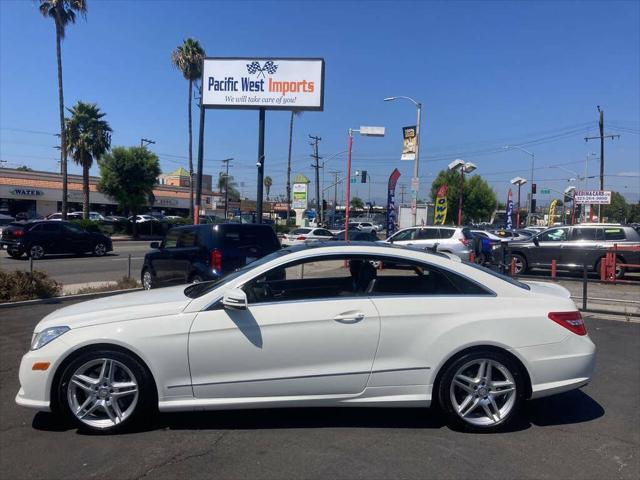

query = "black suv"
[141,223,280,289]
[1,221,113,259]
[507,224,640,278]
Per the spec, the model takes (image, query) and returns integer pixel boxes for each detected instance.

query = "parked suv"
[1,220,112,259]
[141,223,280,289]
[383,226,473,260]
[507,223,640,278]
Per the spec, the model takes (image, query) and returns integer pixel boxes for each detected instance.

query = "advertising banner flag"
[401,126,417,161]
[434,184,448,225]
[506,189,514,230]
[548,199,558,226]
[386,168,401,234]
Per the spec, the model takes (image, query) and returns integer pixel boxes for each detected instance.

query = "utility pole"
[399,184,407,204]
[140,138,155,148]
[585,106,620,221]
[222,158,232,220]
[309,134,322,224]
[330,170,340,224]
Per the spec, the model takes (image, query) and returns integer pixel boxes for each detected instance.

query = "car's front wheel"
[438,351,524,433]
[7,248,23,259]
[141,268,154,290]
[28,244,45,260]
[93,242,107,257]
[57,349,155,434]
[508,253,527,274]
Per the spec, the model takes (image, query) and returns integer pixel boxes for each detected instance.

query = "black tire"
[141,268,154,290]
[595,257,625,280]
[57,349,156,434]
[28,244,45,260]
[7,249,23,259]
[437,350,526,433]
[191,274,204,283]
[508,253,527,274]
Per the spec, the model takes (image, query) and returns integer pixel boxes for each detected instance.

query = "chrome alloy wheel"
[29,244,45,259]
[511,256,525,274]
[142,270,153,290]
[67,358,139,429]
[450,358,517,427]
[94,243,107,256]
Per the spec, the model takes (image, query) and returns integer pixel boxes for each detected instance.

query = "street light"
[510,176,527,228]
[448,159,477,226]
[504,145,535,225]
[384,96,422,226]
[346,126,385,239]
[564,185,577,225]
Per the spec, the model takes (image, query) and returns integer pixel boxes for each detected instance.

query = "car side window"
[42,223,60,232]
[603,228,626,241]
[243,256,378,304]
[438,228,455,239]
[177,228,198,248]
[163,230,179,248]
[573,228,601,241]
[417,229,439,240]
[316,229,332,237]
[538,228,568,242]
[64,223,84,234]
[29,224,43,232]
[392,229,416,241]
[371,259,490,296]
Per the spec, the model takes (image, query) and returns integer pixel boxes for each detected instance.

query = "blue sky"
[1,0,639,206]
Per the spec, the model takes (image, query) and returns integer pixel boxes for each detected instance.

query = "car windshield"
[463,261,530,290]
[184,249,292,299]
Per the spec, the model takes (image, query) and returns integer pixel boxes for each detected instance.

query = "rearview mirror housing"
[533,237,540,247]
[150,242,160,249]
[222,288,248,310]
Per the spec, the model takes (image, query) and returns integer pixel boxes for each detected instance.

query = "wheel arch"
[430,344,533,405]
[49,342,160,412]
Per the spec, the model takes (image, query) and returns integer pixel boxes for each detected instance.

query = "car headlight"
[31,326,70,350]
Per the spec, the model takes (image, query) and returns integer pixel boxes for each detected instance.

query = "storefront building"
[0,168,221,218]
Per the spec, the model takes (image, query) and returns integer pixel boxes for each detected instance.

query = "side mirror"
[533,237,540,247]
[150,241,160,249]
[222,288,248,310]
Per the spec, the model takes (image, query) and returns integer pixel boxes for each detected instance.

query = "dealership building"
[0,167,221,218]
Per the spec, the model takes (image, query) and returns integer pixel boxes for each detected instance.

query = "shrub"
[70,219,104,233]
[274,224,291,234]
[0,270,62,303]
[73,276,140,295]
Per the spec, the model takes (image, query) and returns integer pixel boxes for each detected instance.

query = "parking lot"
[1,298,638,480]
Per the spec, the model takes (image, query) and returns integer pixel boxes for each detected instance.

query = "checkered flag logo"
[246,60,278,78]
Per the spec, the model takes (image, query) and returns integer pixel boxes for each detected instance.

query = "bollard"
[128,253,132,280]
[582,263,588,311]
[29,256,33,276]
[551,259,557,279]
[510,257,516,276]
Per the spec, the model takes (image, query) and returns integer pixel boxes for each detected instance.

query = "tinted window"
[372,259,490,296]
[315,229,333,237]
[292,228,311,235]
[391,229,416,241]
[164,230,179,248]
[29,224,43,232]
[41,223,60,232]
[439,228,455,239]
[177,228,198,248]
[538,228,568,242]
[603,228,626,241]
[64,224,84,234]
[416,228,439,240]
[573,227,601,241]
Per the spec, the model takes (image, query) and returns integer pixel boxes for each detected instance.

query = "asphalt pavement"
[0,298,638,480]
[0,241,151,286]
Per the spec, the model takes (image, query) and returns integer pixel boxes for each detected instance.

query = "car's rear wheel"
[93,242,107,257]
[28,244,45,260]
[141,269,154,290]
[508,253,527,274]
[595,257,625,279]
[438,351,524,433]
[57,349,155,434]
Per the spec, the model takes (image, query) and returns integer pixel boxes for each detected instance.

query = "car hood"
[36,285,192,331]
[523,281,571,299]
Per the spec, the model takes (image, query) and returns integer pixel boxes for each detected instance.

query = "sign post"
[196,57,325,224]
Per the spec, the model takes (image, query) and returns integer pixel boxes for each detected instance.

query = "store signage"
[10,188,43,197]
[574,190,611,205]
[401,126,417,161]
[202,58,324,111]
[292,183,308,210]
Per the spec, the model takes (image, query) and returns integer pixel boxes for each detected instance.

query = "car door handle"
[334,312,365,324]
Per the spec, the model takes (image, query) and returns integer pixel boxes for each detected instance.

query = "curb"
[0,287,143,310]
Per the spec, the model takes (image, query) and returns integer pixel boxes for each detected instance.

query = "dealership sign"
[10,188,44,197]
[574,190,612,205]
[292,183,308,210]
[202,58,324,111]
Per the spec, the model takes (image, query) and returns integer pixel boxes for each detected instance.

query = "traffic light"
[531,183,537,194]
[530,199,537,213]
[361,170,367,183]
[322,199,327,211]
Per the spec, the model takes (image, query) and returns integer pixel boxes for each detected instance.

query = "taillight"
[459,238,469,246]
[548,311,587,336]
[13,229,25,237]
[296,236,306,240]
[210,249,222,272]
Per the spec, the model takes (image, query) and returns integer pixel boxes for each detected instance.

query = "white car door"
[188,255,380,399]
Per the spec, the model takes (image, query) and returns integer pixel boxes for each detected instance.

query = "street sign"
[540,188,551,194]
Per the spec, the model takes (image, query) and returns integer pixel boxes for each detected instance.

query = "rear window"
[292,228,311,235]
[603,228,626,241]
[164,229,179,248]
[218,225,279,250]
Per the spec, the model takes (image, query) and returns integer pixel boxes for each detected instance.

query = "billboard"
[292,183,308,210]
[574,190,611,205]
[201,57,324,111]
[401,126,417,161]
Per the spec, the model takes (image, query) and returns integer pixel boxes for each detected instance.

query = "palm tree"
[38,0,87,220]
[285,110,302,223]
[171,38,206,219]
[65,101,112,219]
[217,172,240,201]
[264,176,273,200]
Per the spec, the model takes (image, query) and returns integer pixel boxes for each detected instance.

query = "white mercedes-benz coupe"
[16,243,595,433]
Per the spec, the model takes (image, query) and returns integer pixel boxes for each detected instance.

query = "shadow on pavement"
[31,389,604,435]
